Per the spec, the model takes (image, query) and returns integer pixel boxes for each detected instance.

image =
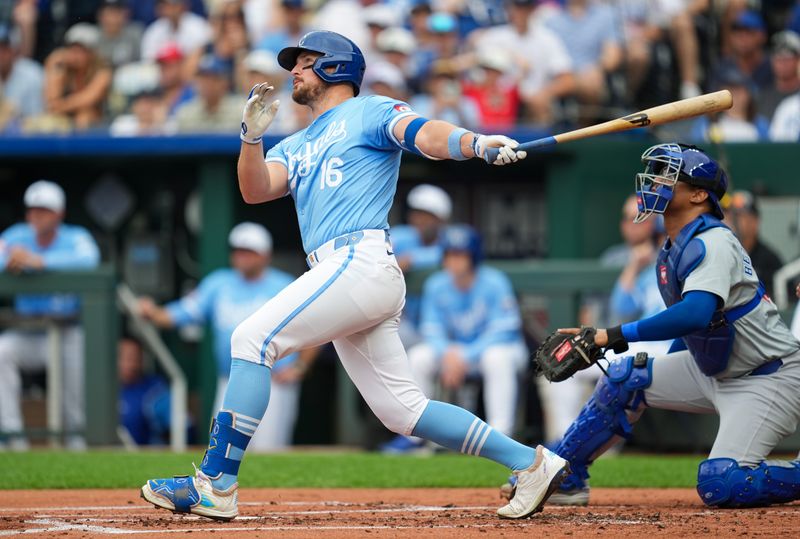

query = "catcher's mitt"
[533,327,605,382]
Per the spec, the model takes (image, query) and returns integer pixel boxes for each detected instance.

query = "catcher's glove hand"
[533,327,605,382]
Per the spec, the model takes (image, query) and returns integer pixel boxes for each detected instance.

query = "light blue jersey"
[166,268,299,377]
[0,223,100,317]
[419,266,525,362]
[265,95,415,254]
[390,224,445,330]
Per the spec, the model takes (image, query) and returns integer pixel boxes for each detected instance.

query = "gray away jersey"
[682,226,800,378]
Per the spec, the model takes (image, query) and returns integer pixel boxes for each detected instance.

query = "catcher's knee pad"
[697,458,800,507]
[555,353,653,490]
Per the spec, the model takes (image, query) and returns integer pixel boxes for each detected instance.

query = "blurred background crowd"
[1,0,799,141]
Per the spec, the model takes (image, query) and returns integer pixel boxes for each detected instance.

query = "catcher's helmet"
[278,31,366,95]
[440,224,483,267]
[635,143,727,223]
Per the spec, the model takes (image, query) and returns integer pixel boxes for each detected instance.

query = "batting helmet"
[278,31,367,96]
[440,224,483,267]
[635,143,727,223]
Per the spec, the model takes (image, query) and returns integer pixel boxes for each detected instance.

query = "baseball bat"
[485,90,733,162]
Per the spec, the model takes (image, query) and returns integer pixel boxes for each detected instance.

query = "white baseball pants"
[406,342,527,436]
[231,230,430,436]
[0,327,84,440]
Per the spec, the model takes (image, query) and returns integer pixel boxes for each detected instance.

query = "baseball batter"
[141,31,568,521]
[517,143,800,508]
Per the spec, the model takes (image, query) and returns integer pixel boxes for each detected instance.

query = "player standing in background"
[390,183,452,347]
[141,30,569,521]
[383,225,527,453]
[526,144,800,508]
[0,180,100,450]
[137,222,318,451]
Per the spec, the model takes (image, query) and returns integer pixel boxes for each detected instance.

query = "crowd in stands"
[1,0,799,140]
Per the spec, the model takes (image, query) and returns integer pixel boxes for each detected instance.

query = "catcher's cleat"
[500,475,589,506]
[497,445,569,519]
[141,464,238,521]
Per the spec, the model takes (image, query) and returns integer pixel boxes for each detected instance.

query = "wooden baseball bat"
[485,90,733,161]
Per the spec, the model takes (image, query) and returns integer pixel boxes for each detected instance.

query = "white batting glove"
[240,83,280,145]
[472,134,527,165]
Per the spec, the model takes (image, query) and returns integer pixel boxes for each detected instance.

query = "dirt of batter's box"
[0,488,798,538]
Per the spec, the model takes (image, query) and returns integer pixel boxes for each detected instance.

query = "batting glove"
[241,83,280,145]
[472,134,527,165]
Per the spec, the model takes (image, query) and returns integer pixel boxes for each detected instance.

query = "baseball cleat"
[497,445,569,519]
[141,465,238,521]
[379,435,432,455]
[500,475,589,506]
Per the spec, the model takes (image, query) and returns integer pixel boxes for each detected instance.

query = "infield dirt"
[0,488,796,537]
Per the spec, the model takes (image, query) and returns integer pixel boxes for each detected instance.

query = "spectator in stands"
[118,336,171,446]
[382,225,527,452]
[41,23,112,131]
[109,87,173,137]
[183,0,250,83]
[0,22,44,128]
[141,0,212,61]
[175,54,245,133]
[544,0,623,120]
[391,184,452,347]
[0,180,100,451]
[462,50,519,131]
[758,30,800,121]
[129,0,206,26]
[770,90,800,141]
[691,67,769,142]
[254,0,308,55]
[711,9,773,93]
[364,61,408,101]
[240,49,309,133]
[312,0,370,52]
[409,65,480,129]
[137,222,318,451]
[154,42,194,117]
[96,0,143,68]
[599,193,658,269]
[362,3,401,63]
[727,190,784,298]
[375,26,416,79]
[474,0,575,125]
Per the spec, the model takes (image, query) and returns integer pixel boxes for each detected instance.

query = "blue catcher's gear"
[697,458,800,507]
[656,214,767,376]
[440,224,483,267]
[554,354,653,491]
[635,143,728,223]
[278,31,367,95]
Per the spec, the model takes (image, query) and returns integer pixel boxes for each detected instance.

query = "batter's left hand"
[472,134,527,165]
[557,327,609,347]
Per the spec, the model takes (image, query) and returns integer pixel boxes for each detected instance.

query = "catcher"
[508,143,800,508]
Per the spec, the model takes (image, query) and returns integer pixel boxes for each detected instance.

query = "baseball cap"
[476,48,512,73]
[772,30,800,56]
[366,61,407,91]
[732,10,765,31]
[364,4,400,29]
[407,184,452,221]
[99,0,129,8]
[156,42,183,63]
[243,50,280,74]
[64,23,101,48]
[728,190,759,216]
[376,27,415,55]
[197,54,232,77]
[428,12,457,34]
[24,181,66,212]
[228,222,273,254]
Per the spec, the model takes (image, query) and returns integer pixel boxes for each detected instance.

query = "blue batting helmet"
[277,31,366,95]
[635,143,727,223]
[440,224,483,267]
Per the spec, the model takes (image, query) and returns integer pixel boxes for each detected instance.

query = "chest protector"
[656,214,765,376]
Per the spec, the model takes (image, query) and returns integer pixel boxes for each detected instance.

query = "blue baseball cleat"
[379,435,431,454]
[141,465,239,521]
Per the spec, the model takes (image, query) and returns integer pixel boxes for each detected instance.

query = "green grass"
[0,451,704,490]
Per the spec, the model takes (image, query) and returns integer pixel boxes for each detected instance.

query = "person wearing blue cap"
[710,10,772,93]
[174,54,245,132]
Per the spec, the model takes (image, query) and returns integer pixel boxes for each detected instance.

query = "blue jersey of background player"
[515,143,800,510]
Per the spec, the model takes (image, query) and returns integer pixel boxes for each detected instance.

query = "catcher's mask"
[634,143,727,223]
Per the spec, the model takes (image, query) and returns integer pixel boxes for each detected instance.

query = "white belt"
[306,229,390,268]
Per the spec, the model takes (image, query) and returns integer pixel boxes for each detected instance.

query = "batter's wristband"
[447,128,470,160]
[606,325,629,354]
[240,132,263,145]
